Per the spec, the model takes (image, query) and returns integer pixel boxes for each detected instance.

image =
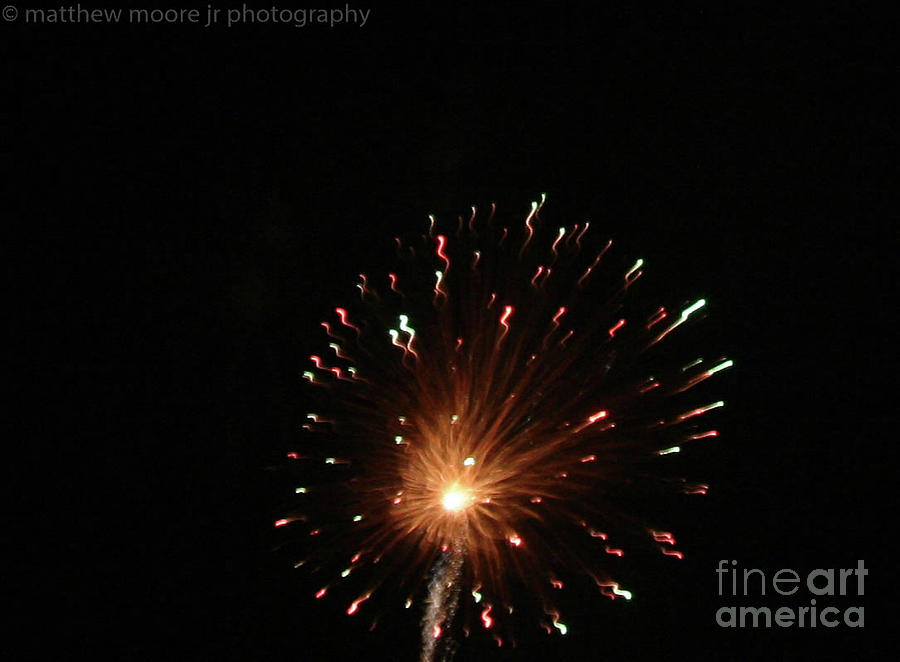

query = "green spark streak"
[680,299,706,320]
[398,314,415,338]
[681,357,704,371]
[706,359,734,375]
[625,258,644,280]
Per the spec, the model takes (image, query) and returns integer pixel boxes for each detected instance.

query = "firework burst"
[279,195,731,657]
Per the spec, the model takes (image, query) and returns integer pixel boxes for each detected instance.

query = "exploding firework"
[278,195,731,658]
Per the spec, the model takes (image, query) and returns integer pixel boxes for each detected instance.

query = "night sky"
[9,3,891,660]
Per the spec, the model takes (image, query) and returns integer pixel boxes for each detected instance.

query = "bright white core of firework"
[441,487,471,512]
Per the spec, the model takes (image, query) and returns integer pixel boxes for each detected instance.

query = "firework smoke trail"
[420,534,465,662]
[280,195,731,654]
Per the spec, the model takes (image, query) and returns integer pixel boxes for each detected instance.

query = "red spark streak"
[435,235,450,271]
[522,203,536,253]
[647,307,667,328]
[589,410,608,423]
[335,307,361,336]
[608,318,626,337]
[498,305,514,340]
[481,605,494,629]
[346,593,371,615]
[552,306,567,326]
[574,222,590,247]
[551,229,564,255]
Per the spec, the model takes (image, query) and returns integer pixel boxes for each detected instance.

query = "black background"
[8,3,892,660]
